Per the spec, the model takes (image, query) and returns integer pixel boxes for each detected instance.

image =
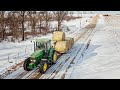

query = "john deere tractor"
[23,38,57,73]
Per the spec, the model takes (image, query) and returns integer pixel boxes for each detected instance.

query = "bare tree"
[0,11,6,40]
[7,11,20,40]
[53,11,68,31]
[27,11,37,36]
[18,11,26,41]
[37,11,44,34]
[42,11,52,34]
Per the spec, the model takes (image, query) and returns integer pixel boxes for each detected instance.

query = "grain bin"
[54,41,69,53]
[52,31,65,41]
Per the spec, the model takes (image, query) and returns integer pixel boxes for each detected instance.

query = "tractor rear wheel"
[52,51,57,64]
[39,60,48,74]
[23,58,31,71]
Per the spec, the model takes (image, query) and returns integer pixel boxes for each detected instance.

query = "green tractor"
[23,38,57,73]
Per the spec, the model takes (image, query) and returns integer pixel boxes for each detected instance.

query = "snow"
[0,15,94,78]
[4,67,25,79]
[49,16,92,31]
[64,15,120,79]
[62,17,92,38]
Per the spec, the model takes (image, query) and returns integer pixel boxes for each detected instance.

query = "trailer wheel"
[39,60,48,74]
[52,51,57,64]
[23,58,31,71]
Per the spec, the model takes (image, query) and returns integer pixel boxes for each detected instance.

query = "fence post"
[15,57,17,65]
[31,46,32,51]
[8,54,13,63]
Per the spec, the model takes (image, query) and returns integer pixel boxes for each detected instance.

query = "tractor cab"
[35,38,51,52]
[34,38,51,59]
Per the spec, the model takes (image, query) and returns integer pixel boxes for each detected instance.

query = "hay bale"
[55,41,69,53]
[65,37,71,49]
[52,31,65,41]
[65,37,74,49]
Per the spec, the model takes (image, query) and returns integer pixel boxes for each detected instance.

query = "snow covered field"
[64,15,120,79]
[4,14,120,79]
[0,15,93,78]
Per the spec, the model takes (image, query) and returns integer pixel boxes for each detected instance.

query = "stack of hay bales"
[51,31,74,53]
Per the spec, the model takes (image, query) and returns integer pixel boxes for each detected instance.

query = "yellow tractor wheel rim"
[53,52,57,63]
[43,63,47,72]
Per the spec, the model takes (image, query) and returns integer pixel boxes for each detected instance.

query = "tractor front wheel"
[39,60,48,74]
[23,58,31,71]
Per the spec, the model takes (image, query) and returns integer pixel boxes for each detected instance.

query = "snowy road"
[65,15,120,79]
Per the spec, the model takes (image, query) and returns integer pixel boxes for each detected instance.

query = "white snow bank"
[66,15,120,79]
[0,17,93,76]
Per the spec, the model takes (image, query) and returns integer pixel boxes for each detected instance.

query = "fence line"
[0,45,34,63]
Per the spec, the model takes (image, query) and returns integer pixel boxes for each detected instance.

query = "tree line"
[0,11,77,42]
